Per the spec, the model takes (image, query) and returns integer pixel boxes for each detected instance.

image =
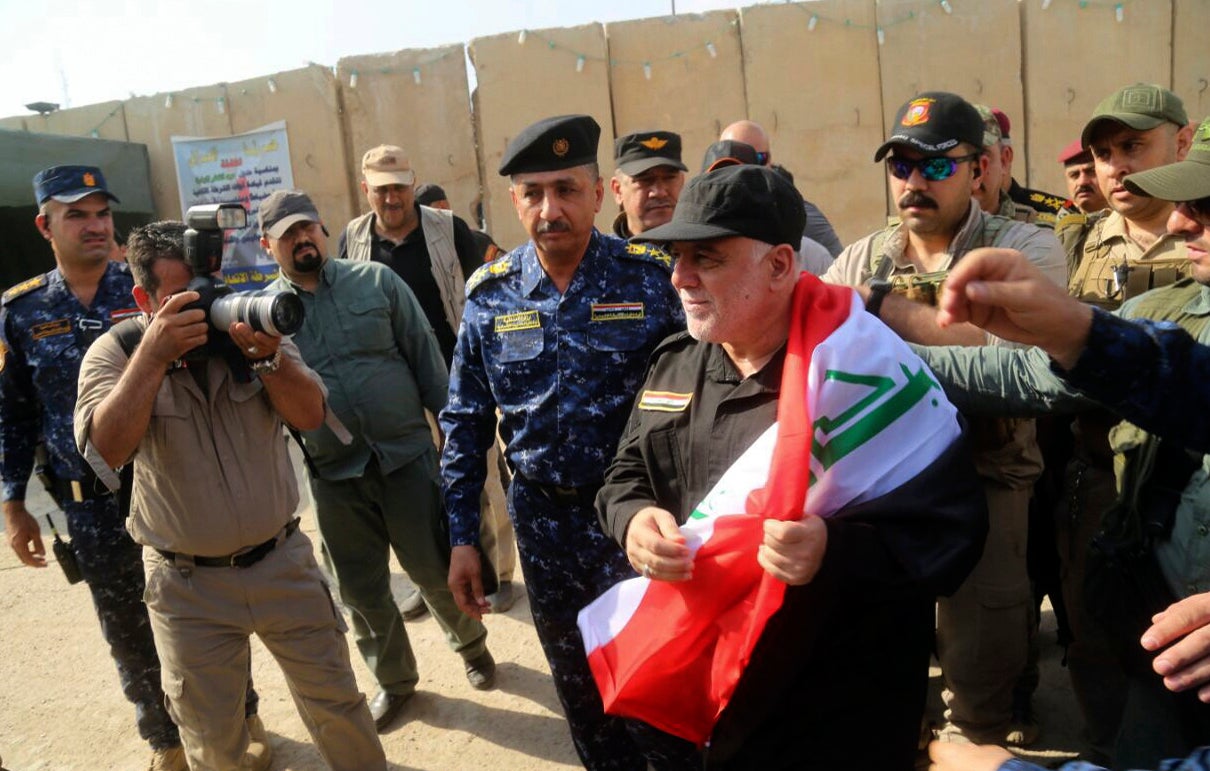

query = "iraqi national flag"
[578,273,961,745]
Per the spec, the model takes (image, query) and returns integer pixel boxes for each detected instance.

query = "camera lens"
[210,290,305,337]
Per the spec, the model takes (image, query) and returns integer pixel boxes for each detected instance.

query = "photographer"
[74,220,385,771]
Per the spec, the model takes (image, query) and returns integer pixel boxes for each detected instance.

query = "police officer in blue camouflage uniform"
[439,115,697,769]
[0,166,191,769]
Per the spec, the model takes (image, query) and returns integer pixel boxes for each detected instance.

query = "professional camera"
[182,204,304,361]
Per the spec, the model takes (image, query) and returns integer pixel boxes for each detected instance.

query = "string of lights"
[76,0,1143,136]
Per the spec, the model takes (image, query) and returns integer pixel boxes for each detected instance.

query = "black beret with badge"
[498,114,601,176]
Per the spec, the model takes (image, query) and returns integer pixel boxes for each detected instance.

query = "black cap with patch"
[499,115,601,176]
[614,131,688,176]
[632,164,805,248]
[874,91,985,162]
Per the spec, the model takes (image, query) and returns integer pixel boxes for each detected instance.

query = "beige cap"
[362,145,415,187]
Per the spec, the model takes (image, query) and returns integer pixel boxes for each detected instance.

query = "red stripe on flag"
[585,274,855,744]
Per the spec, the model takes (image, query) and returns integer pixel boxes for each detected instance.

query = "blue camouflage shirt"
[0,261,138,500]
[439,229,685,546]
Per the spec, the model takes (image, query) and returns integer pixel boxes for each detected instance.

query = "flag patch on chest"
[591,302,644,322]
[638,390,693,412]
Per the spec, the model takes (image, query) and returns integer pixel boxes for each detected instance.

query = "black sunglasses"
[1178,196,1210,225]
[886,153,981,182]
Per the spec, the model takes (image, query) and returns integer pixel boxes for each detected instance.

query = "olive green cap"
[1081,84,1187,147]
[1123,116,1210,202]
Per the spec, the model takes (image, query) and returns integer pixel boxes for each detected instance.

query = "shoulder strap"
[110,317,145,356]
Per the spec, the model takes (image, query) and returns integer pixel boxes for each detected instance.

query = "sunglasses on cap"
[886,153,981,182]
[1177,196,1210,226]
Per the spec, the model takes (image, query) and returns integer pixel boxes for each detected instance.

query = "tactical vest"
[1085,280,1209,654]
[868,216,1039,482]
[867,215,1013,307]
[1108,279,1210,496]
[1061,213,1191,311]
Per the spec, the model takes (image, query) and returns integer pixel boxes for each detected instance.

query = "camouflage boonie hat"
[1123,116,1210,202]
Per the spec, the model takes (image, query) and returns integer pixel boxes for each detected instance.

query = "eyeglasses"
[886,153,981,182]
[1177,196,1210,226]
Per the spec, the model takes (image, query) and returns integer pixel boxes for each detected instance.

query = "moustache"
[293,241,317,257]
[1075,185,1096,197]
[536,221,571,235]
[898,192,937,210]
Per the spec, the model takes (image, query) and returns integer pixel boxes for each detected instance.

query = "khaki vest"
[343,206,466,333]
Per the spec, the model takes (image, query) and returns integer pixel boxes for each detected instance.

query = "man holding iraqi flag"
[581,164,988,768]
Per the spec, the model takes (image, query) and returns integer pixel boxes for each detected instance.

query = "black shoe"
[465,650,497,690]
[400,588,429,621]
[369,690,413,733]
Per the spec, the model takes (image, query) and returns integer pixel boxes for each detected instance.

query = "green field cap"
[1081,84,1187,147]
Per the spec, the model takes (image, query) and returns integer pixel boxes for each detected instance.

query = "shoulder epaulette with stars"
[465,255,520,296]
[620,242,673,272]
[2,275,47,306]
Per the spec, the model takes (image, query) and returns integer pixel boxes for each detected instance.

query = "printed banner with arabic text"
[171,121,293,290]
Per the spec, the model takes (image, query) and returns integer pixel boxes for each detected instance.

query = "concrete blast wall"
[4,0,1209,253]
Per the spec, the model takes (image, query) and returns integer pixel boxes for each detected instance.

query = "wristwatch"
[865,278,893,318]
[249,348,283,376]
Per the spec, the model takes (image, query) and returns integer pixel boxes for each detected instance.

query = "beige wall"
[228,65,353,234]
[1173,0,1210,122]
[337,46,481,236]
[469,23,615,250]
[606,11,745,181]
[124,85,233,221]
[6,2,1210,256]
[1022,0,1174,197]
[739,1,886,244]
[26,101,129,142]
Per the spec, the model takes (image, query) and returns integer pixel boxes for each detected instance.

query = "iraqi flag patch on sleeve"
[637,390,692,412]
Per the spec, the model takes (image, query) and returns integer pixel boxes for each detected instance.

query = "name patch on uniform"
[591,302,645,322]
[494,310,540,333]
[110,307,141,321]
[31,319,71,340]
[638,390,693,412]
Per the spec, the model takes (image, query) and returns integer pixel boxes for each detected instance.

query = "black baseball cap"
[700,140,761,173]
[632,164,805,247]
[258,190,322,239]
[33,165,120,205]
[614,131,688,176]
[499,115,600,176]
[874,92,985,161]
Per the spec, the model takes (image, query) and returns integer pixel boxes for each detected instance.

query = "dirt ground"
[0,451,1087,771]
